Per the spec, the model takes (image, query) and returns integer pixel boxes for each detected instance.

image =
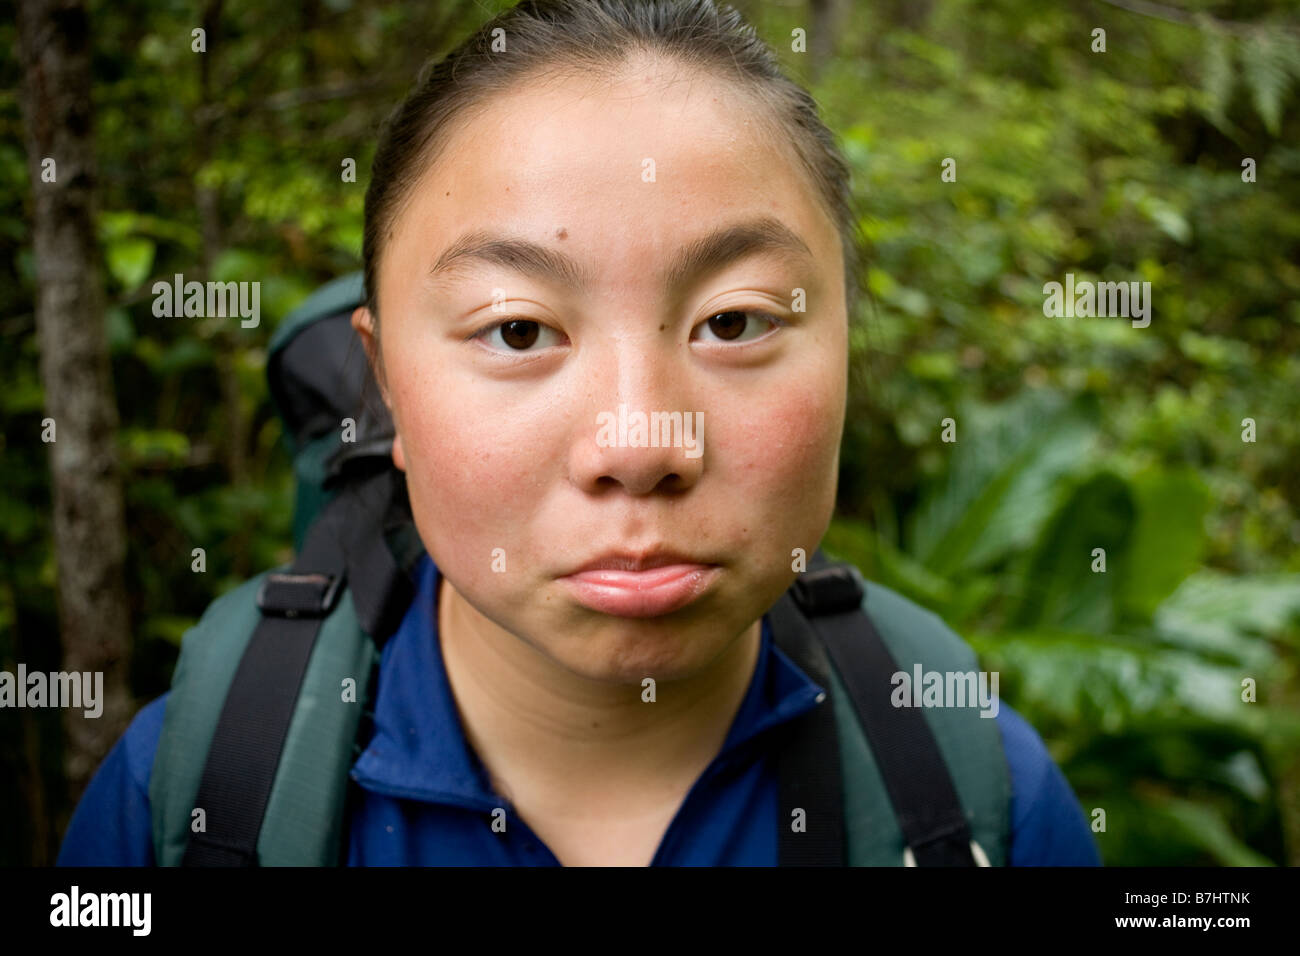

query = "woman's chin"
[533,622,740,686]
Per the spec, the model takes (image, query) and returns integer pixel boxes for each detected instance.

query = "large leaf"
[1009,471,1135,633]
[1153,571,1300,667]
[908,389,1100,578]
[970,631,1266,735]
[1242,28,1294,137]
[1118,467,1211,622]
[1158,798,1276,867]
[1089,791,1275,866]
[1198,24,1235,134]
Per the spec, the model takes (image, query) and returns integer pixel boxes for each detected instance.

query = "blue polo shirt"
[58,554,1101,866]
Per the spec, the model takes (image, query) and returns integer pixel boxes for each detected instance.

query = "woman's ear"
[352,305,389,402]
[351,305,406,472]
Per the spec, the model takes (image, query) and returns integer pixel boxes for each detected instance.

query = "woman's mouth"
[557,562,721,618]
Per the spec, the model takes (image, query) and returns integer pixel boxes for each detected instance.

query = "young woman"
[60,0,1100,867]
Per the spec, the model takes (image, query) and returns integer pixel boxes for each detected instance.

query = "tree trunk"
[809,0,837,79]
[194,0,255,579]
[16,0,133,805]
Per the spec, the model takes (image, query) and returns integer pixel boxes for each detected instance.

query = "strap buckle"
[790,565,864,616]
[903,840,991,867]
[257,571,344,618]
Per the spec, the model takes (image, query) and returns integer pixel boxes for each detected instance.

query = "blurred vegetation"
[1,0,1298,865]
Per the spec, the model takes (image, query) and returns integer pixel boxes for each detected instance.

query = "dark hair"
[362,0,862,328]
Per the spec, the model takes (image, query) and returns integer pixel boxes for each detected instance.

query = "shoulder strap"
[178,469,412,866]
[768,590,845,865]
[771,552,994,866]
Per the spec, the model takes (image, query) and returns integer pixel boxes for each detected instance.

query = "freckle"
[556,227,567,240]
[659,323,666,332]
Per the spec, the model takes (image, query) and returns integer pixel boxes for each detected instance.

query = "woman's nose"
[566,345,705,497]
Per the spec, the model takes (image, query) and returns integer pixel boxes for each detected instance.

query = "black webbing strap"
[332,469,415,641]
[790,557,979,867]
[182,471,411,866]
[769,591,846,866]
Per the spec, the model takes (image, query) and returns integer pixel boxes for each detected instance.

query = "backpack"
[149,273,1011,867]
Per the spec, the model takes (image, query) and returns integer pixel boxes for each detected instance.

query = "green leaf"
[971,631,1261,734]
[1080,791,1269,866]
[105,236,156,291]
[145,614,199,647]
[1118,468,1210,622]
[905,351,958,381]
[121,428,191,467]
[1200,26,1234,132]
[1009,472,1135,633]
[1242,29,1292,136]
[1154,571,1300,666]
[211,248,268,284]
[1215,750,1269,802]
[1,367,44,415]
[106,306,135,354]
[1126,183,1193,245]
[156,339,214,375]
[908,390,1100,578]
[1146,202,1193,245]
[1158,798,1275,867]
[99,210,201,250]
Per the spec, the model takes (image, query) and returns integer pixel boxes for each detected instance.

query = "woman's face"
[360,60,847,684]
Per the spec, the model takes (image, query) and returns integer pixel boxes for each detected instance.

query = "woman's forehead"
[387,69,837,288]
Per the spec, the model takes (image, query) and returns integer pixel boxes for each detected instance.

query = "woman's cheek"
[721,372,842,490]
[394,380,553,550]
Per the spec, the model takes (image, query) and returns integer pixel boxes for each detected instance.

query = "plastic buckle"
[256,571,344,618]
[903,840,990,867]
[790,565,864,616]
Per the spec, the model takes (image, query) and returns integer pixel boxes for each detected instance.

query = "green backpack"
[149,274,1011,867]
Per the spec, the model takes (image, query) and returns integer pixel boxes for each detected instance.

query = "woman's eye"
[475,318,564,352]
[691,310,783,344]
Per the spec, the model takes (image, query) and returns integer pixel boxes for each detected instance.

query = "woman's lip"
[569,552,702,573]
[558,564,720,618]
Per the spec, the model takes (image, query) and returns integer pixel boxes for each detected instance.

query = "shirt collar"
[351,553,825,806]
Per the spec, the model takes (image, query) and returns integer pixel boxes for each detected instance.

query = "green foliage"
[826,384,1299,865]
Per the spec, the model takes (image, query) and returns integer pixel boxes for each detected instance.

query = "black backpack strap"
[182,470,413,867]
[775,551,981,867]
[769,591,845,865]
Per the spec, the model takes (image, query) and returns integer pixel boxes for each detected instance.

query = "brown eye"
[692,310,783,345]
[706,311,747,341]
[500,320,540,350]
[475,318,564,353]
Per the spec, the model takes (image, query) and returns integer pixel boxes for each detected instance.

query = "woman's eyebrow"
[430,229,591,290]
[427,216,814,292]
[664,216,814,289]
